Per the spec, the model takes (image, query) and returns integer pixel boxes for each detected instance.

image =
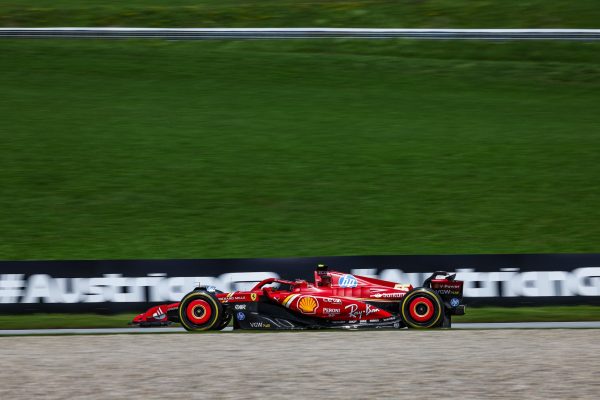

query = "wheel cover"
[409,296,434,322]
[186,299,212,325]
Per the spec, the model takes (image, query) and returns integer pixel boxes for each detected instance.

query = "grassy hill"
[1,0,600,260]
[1,38,599,260]
[1,0,599,28]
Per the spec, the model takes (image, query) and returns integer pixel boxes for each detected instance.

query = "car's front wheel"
[179,291,223,331]
[400,288,444,329]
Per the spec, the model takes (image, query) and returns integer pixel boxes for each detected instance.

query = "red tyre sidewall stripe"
[409,296,434,322]
[186,299,212,325]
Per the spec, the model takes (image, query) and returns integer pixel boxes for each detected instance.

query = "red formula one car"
[132,264,465,331]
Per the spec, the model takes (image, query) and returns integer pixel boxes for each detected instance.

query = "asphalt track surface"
[1,321,600,336]
[1,329,598,399]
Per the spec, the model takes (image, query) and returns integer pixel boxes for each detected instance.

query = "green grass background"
[1,38,599,260]
[1,1,599,261]
[1,0,600,28]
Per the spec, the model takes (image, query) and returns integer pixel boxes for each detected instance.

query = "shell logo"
[297,296,318,314]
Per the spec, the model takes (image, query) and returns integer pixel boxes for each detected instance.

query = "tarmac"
[1,321,599,335]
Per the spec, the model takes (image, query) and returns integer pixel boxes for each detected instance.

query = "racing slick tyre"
[400,288,444,329]
[179,290,224,331]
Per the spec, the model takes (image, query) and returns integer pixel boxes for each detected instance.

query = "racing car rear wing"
[423,271,465,315]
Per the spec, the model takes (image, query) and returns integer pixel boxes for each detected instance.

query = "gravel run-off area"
[1,329,598,399]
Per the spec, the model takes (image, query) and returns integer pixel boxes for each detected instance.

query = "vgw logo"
[338,274,358,288]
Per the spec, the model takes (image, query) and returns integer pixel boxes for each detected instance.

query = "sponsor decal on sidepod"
[345,303,380,319]
[297,296,318,314]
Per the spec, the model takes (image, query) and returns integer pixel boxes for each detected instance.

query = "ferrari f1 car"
[132,264,465,331]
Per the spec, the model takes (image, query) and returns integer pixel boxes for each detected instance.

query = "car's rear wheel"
[400,288,444,329]
[179,291,223,331]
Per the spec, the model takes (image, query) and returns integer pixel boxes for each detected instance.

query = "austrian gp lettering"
[373,267,600,298]
[2,265,600,308]
[0,272,278,304]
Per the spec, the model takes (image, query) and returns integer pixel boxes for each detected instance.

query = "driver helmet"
[317,264,331,286]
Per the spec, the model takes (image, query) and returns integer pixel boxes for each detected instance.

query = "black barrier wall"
[1,254,599,313]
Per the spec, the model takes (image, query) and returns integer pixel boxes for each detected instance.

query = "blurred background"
[0,1,599,328]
